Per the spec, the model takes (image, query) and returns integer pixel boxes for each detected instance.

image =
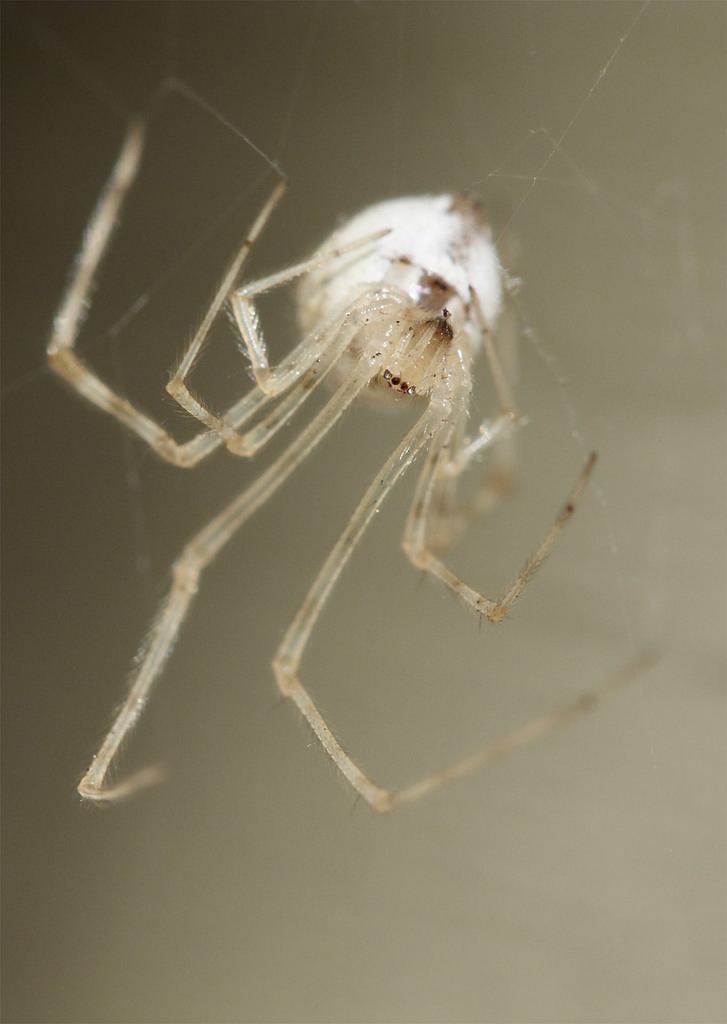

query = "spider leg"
[469,285,520,421]
[273,399,451,812]
[389,649,656,809]
[426,288,520,552]
[386,419,648,809]
[423,411,519,555]
[427,455,517,555]
[77,351,375,801]
[228,231,391,397]
[403,394,597,623]
[46,120,275,468]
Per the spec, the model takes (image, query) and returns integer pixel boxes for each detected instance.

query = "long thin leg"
[47,121,184,460]
[388,648,656,809]
[472,287,519,420]
[427,458,516,555]
[426,291,521,552]
[273,402,450,812]
[228,235,391,397]
[404,407,598,623]
[444,288,522,477]
[46,120,280,467]
[77,358,374,801]
[424,411,521,554]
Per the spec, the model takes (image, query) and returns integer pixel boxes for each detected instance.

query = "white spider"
[49,118,634,814]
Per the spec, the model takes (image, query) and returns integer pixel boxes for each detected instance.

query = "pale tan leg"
[77,360,373,801]
[424,412,520,554]
[427,289,520,551]
[228,231,391,396]
[427,459,516,554]
[383,413,645,810]
[404,395,597,623]
[46,120,283,467]
[273,403,449,812]
[389,649,657,809]
[471,286,519,419]
[444,288,522,476]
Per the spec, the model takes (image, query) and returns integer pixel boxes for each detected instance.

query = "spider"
[48,117,633,814]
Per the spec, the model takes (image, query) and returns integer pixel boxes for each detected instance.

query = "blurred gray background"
[2,3,725,1022]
